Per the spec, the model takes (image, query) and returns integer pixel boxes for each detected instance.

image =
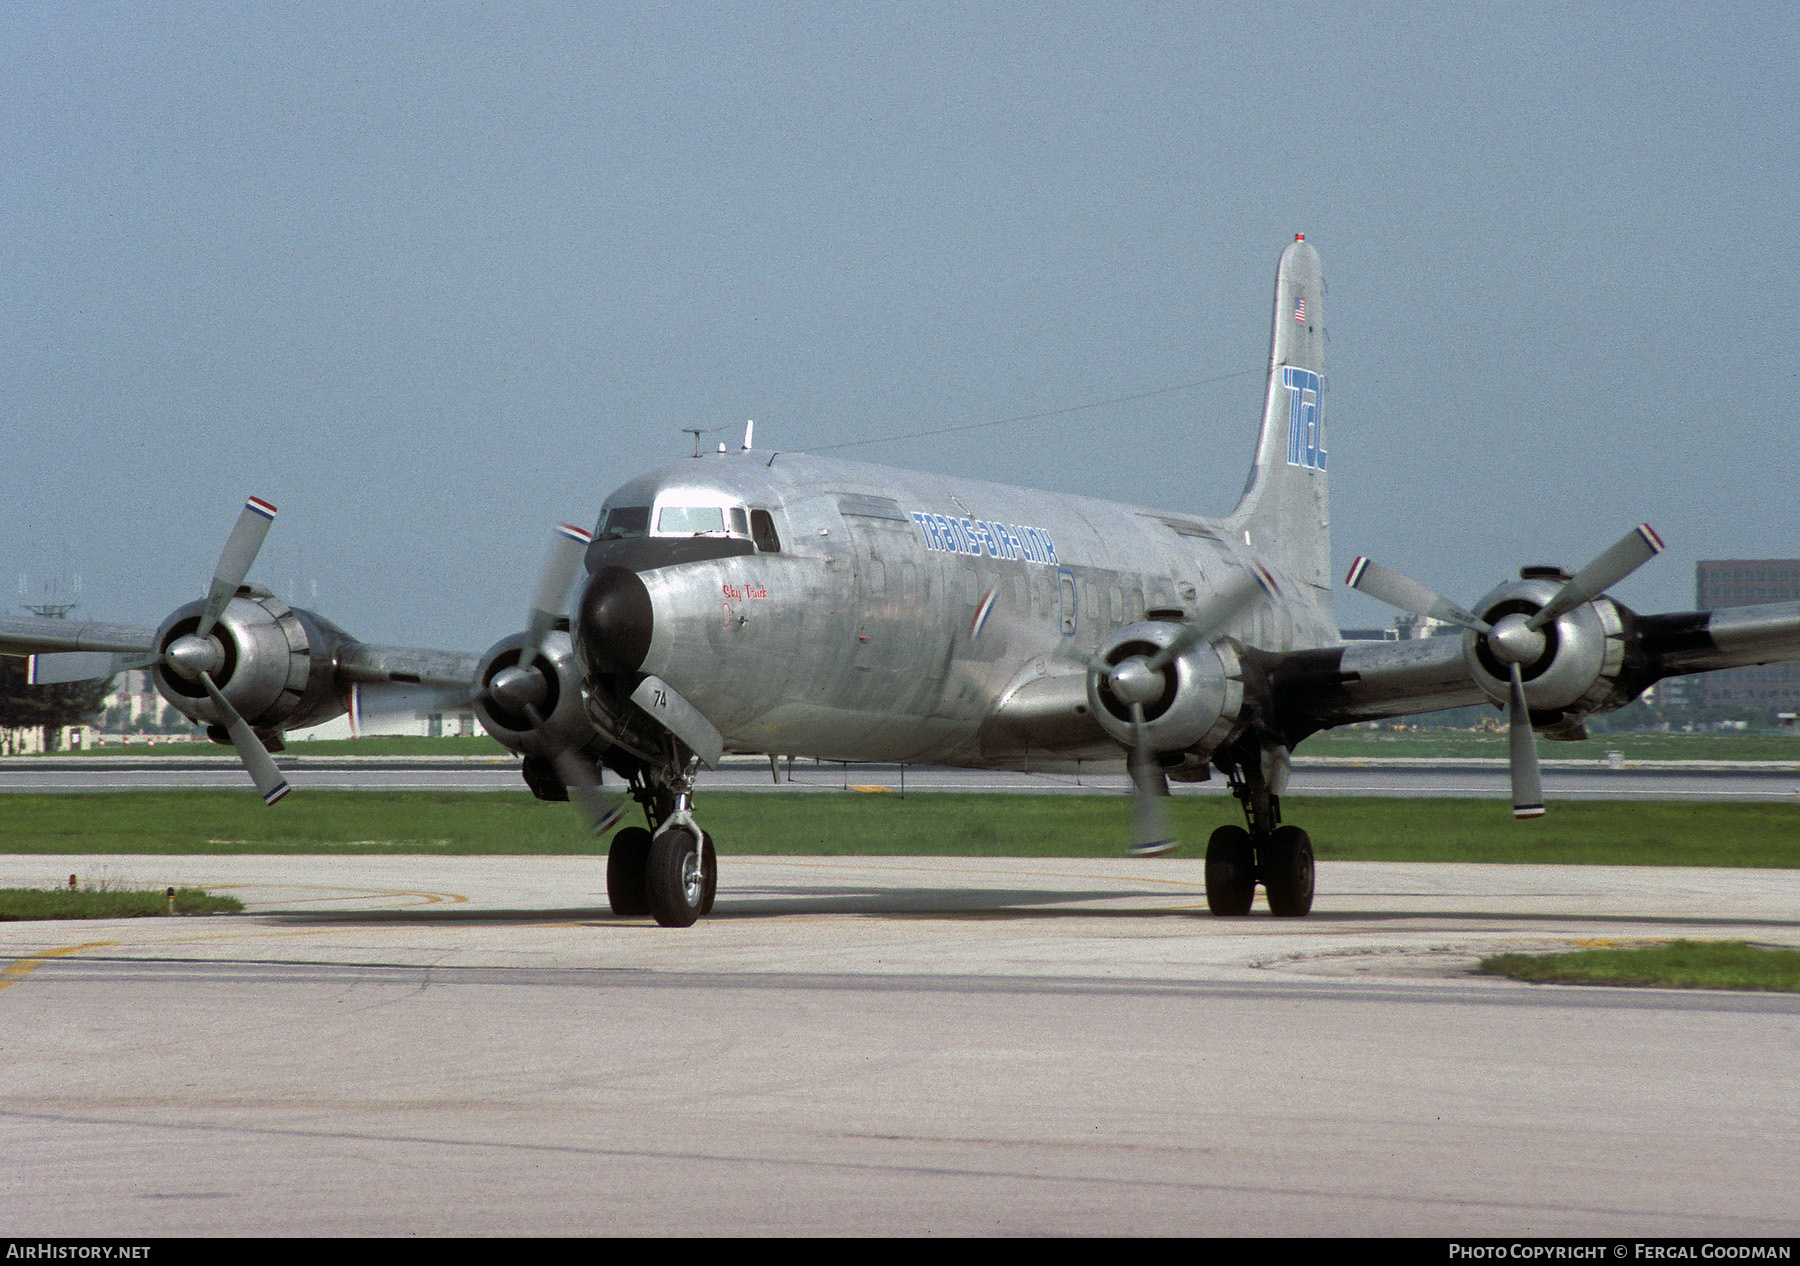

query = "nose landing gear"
[605,775,718,927]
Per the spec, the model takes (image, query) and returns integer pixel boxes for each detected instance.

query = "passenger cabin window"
[750,509,781,553]
[598,506,650,539]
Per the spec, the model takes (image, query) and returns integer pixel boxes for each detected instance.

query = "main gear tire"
[1262,824,1315,918]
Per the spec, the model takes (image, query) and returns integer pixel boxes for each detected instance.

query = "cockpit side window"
[599,506,650,539]
[750,509,781,554]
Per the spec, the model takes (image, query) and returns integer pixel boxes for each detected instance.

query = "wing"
[336,642,484,696]
[1284,600,1800,733]
[0,617,163,685]
[1273,586,1800,819]
[0,616,159,658]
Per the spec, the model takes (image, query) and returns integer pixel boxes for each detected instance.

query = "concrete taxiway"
[2,854,1797,1236]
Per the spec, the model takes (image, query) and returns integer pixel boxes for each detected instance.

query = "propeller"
[1347,524,1664,818]
[490,523,628,835]
[526,700,627,835]
[1108,653,1177,855]
[158,497,291,804]
[1088,566,1267,855]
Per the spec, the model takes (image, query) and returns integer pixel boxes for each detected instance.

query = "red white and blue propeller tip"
[556,523,592,545]
[245,496,278,521]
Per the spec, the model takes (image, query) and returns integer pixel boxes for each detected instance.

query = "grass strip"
[43,732,1800,761]
[1478,940,1800,991]
[0,885,243,921]
[1303,730,1800,762]
[0,791,1794,867]
[62,736,513,758]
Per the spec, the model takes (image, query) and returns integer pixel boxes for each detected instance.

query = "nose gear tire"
[607,826,653,917]
[647,824,704,927]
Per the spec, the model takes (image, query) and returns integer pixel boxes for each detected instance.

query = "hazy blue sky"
[5,2,1795,649]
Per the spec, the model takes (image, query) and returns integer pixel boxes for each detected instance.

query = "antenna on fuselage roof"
[680,422,754,457]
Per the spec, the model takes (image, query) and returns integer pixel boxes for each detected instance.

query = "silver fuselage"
[579,450,1339,769]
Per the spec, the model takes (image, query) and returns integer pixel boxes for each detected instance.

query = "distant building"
[1339,613,1450,642]
[1690,560,1800,711]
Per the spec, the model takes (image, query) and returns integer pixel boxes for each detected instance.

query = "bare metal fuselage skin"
[579,452,1338,771]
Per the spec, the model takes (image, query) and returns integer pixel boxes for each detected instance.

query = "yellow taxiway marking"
[0,940,117,993]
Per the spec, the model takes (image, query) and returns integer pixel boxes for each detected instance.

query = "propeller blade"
[552,748,629,836]
[1126,702,1175,856]
[197,497,278,640]
[1527,524,1665,631]
[1506,662,1544,819]
[526,523,593,647]
[198,671,291,805]
[520,700,627,835]
[1345,556,1491,633]
[1189,565,1269,641]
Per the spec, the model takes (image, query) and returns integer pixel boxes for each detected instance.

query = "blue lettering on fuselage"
[1282,366,1325,471]
[910,512,1057,565]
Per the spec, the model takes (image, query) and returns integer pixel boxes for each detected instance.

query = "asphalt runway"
[4,753,1798,800]
[2,853,1797,1236]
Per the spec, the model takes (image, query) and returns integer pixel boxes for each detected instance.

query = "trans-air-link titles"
[910,512,1058,565]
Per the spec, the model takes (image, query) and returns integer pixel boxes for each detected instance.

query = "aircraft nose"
[576,565,654,675]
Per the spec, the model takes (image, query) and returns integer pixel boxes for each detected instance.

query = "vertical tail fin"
[1228,234,1329,598]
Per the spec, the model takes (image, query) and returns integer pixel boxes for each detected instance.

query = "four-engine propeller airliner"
[6,236,1799,926]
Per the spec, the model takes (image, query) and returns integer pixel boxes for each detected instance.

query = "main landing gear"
[605,772,717,927]
[1205,741,1315,918]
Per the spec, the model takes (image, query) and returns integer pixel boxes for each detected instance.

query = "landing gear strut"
[1206,740,1314,917]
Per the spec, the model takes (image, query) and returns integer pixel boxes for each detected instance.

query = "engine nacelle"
[1085,621,1244,755]
[153,590,352,736]
[472,627,600,764]
[1464,569,1630,725]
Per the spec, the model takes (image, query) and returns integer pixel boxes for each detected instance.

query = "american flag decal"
[1293,295,1306,322]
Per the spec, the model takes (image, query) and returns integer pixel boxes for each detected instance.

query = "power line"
[794,368,1259,454]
